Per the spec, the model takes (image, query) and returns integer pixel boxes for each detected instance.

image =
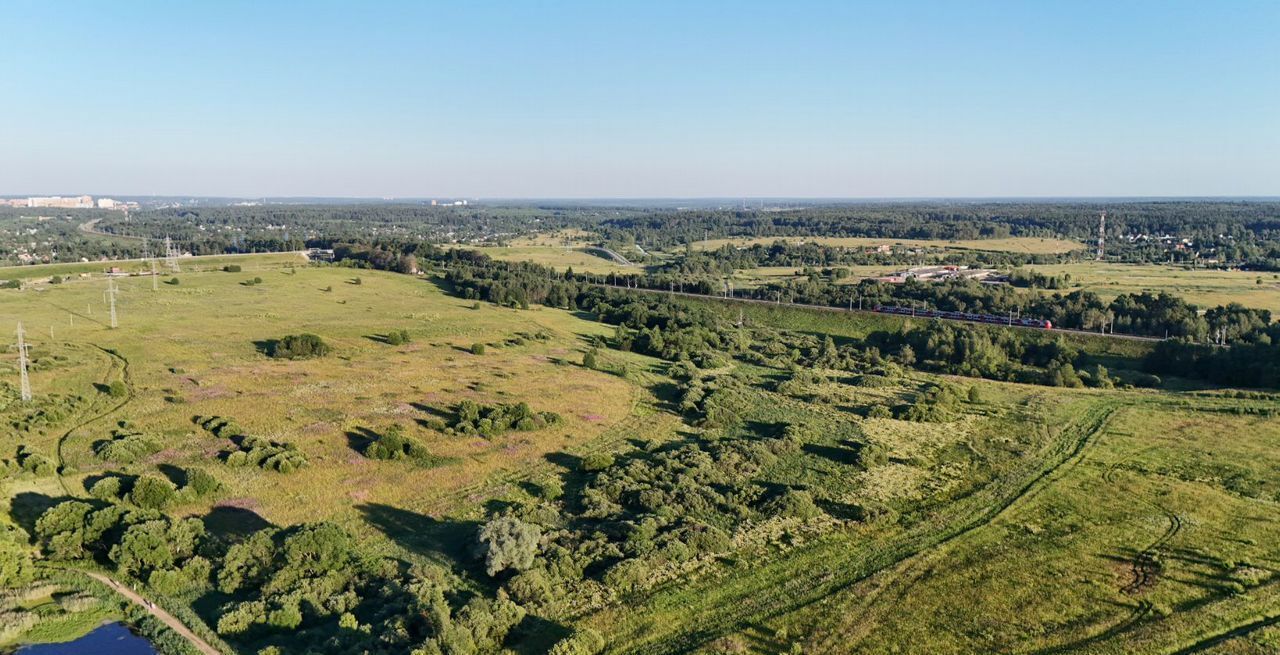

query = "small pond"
[16,622,156,655]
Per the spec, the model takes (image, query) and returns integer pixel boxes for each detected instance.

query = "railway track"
[587,283,1166,343]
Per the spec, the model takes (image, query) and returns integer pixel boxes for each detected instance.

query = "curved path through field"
[82,571,223,655]
[52,344,134,496]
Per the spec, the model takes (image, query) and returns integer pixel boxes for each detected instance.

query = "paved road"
[84,571,223,655]
[585,245,635,266]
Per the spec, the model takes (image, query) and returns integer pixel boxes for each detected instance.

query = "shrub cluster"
[225,436,308,473]
[437,400,562,437]
[361,425,434,464]
[5,445,55,476]
[195,415,307,472]
[384,329,412,346]
[265,333,330,360]
[93,428,161,464]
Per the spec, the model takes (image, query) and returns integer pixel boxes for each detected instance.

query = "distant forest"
[6,200,1280,270]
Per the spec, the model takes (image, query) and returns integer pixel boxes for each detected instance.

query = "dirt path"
[83,571,223,655]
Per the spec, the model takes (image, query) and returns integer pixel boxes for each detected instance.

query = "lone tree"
[478,514,540,577]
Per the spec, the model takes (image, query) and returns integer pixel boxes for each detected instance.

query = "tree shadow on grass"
[9,492,71,536]
[203,506,274,543]
[252,339,278,357]
[802,442,861,465]
[156,463,187,487]
[345,427,381,455]
[649,380,683,412]
[357,503,486,580]
[507,614,573,655]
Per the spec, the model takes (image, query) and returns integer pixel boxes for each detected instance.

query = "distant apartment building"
[27,195,94,208]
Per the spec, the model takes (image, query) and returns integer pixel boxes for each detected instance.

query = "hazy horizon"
[4,1,1277,198]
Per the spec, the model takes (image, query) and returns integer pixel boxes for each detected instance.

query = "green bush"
[362,425,433,464]
[128,475,177,509]
[15,446,55,476]
[185,468,221,496]
[266,333,330,359]
[478,514,541,576]
[581,452,615,472]
[223,264,242,272]
[93,430,160,464]
[471,343,486,355]
[89,477,123,501]
[549,627,606,655]
[385,329,412,346]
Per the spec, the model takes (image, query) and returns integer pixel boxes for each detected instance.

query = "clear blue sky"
[3,0,1277,198]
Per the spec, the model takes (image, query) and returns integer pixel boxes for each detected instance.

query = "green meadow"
[2,254,1277,653]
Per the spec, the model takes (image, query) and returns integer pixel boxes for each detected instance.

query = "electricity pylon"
[16,322,31,401]
[107,278,118,329]
[164,236,181,272]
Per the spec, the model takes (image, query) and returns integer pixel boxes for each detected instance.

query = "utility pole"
[17,322,31,402]
[151,258,158,291]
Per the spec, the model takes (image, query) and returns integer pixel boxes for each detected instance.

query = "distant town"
[0,195,139,210]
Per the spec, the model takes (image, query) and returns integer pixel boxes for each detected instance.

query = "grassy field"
[0,259,638,534]
[726,265,890,288]
[1024,262,1280,315]
[762,393,1280,654]
[3,255,1277,654]
[693,235,1087,254]
[0,252,308,281]
[445,244,634,274]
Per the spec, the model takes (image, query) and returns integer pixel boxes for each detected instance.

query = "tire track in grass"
[1166,613,1280,654]
[52,344,134,496]
[800,401,1120,654]
[1104,445,1185,596]
[1123,510,1182,595]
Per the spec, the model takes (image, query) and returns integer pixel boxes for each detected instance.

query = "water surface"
[16,622,156,655]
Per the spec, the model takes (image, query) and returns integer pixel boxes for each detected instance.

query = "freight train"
[874,305,1053,329]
